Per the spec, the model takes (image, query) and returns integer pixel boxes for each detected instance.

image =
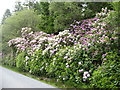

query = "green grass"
[0,64,67,88]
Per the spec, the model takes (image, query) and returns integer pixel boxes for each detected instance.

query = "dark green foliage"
[39,2,112,33]
[38,15,54,34]
[87,2,112,15]
[49,2,85,32]
[90,50,120,88]
[40,2,49,15]
[109,2,120,29]
[110,1,120,54]
[36,2,55,34]
[106,11,118,30]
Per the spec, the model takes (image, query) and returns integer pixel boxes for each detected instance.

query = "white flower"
[40,67,44,71]
[29,31,33,34]
[82,4,87,7]
[83,71,90,78]
[102,8,104,11]
[78,62,82,65]
[82,8,85,12]
[64,45,66,47]
[74,46,76,49]
[83,76,87,79]
[83,71,89,77]
[88,43,91,46]
[29,70,32,73]
[89,70,92,73]
[82,48,85,50]
[53,58,56,60]
[31,59,34,61]
[63,78,65,80]
[87,74,90,77]
[21,28,26,32]
[26,62,28,65]
[25,56,29,60]
[64,56,68,59]
[66,65,70,68]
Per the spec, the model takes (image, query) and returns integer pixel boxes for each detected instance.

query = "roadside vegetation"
[1,0,120,88]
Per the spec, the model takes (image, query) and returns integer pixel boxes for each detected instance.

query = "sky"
[0,0,41,23]
[0,0,18,22]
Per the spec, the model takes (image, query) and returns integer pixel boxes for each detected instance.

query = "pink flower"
[79,69,83,72]
[102,53,107,57]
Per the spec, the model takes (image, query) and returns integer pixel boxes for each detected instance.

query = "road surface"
[0,66,58,89]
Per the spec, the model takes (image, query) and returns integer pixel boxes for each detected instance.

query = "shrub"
[7,8,119,88]
[46,45,102,87]
[90,50,120,88]
[28,50,48,76]
[16,52,26,71]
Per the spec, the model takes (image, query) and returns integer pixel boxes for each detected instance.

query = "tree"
[87,2,112,16]
[12,1,112,34]
[33,1,41,14]
[1,9,11,24]
[36,2,54,34]
[49,2,112,33]
[14,1,23,12]
[111,1,120,27]
[2,9,41,55]
[49,2,91,32]
[110,1,120,55]
[23,0,37,9]
[40,2,49,15]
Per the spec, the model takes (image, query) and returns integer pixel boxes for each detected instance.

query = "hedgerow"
[5,8,119,88]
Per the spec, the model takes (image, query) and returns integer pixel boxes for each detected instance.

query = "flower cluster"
[8,27,50,54]
[9,7,117,56]
[83,71,90,81]
[8,38,27,51]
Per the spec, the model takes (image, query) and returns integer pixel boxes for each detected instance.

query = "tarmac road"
[0,66,57,89]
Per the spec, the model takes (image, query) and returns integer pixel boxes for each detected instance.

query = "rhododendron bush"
[8,8,119,88]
